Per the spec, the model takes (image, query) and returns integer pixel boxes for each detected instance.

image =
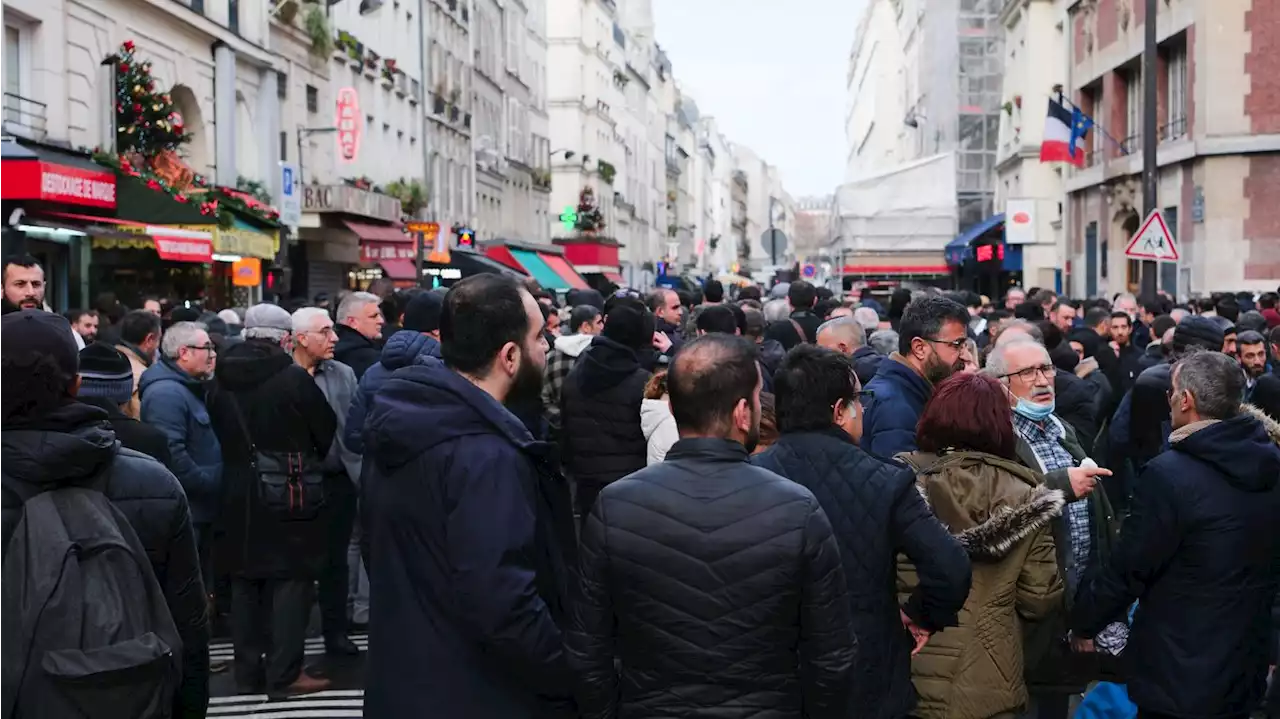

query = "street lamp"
[550,148,576,162]
[297,126,338,186]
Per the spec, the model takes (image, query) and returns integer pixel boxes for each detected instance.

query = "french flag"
[1039,98,1091,166]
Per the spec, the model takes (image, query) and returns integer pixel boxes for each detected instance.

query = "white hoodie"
[554,332,595,359]
[640,398,679,465]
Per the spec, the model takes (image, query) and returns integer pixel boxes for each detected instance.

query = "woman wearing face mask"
[897,372,1065,719]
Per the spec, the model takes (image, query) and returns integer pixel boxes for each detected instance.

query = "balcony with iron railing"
[3,93,48,141]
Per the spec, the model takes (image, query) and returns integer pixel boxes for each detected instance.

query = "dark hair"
[1109,311,1132,326]
[441,274,532,374]
[1270,325,1280,347]
[916,373,1017,459]
[1151,314,1177,340]
[816,286,834,301]
[1142,298,1166,317]
[696,304,739,335]
[897,295,970,355]
[1216,297,1240,323]
[888,288,913,321]
[774,344,857,434]
[1237,310,1268,334]
[668,334,759,434]
[729,303,747,335]
[1013,301,1045,321]
[63,308,97,325]
[738,285,762,302]
[1259,292,1278,310]
[2,254,41,283]
[1084,306,1111,328]
[1031,289,1057,306]
[788,280,817,310]
[119,309,162,345]
[569,305,602,333]
[1238,330,1266,347]
[1036,321,1064,350]
[814,298,842,321]
[645,289,672,313]
[987,308,1012,324]
[704,279,725,303]
[742,307,766,338]
[759,392,778,447]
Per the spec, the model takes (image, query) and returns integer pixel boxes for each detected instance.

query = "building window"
[1124,68,1142,153]
[229,0,240,34]
[306,85,318,113]
[277,72,288,100]
[280,131,287,160]
[1166,42,1188,140]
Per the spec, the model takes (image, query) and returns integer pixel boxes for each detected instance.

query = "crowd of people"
[3,248,1280,719]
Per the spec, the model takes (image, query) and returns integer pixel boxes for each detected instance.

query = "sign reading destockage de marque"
[302,184,402,224]
[0,161,117,209]
[335,88,362,164]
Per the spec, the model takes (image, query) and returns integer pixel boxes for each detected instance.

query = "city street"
[207,635,367,718]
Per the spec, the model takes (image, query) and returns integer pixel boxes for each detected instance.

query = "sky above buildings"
[652,0,864,198]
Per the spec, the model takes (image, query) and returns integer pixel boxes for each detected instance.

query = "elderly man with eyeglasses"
[985,336,1119,719]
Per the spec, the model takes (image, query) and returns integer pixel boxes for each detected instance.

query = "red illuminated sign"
[335,87,363,164]
[0,160,117,209]
[976,244,1005,263]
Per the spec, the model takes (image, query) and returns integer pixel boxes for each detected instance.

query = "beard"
[506,346,545,410]
[923,349,964,385]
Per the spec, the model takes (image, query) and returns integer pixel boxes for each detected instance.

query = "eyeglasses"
[185,343,217,353]
[925,337,968,351]
[998,364,1055,382]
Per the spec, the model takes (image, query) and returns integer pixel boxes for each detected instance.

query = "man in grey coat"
[291,305,365,655]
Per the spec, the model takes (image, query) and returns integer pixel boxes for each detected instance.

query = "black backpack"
[1,470,182,719]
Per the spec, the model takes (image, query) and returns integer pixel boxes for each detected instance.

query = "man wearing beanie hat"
[77,343,172,466]
[1109,315,1229,492]
[560,297,654,523]
[0,311,211,717]
[343,291,444,455]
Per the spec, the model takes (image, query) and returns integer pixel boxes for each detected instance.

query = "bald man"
[817,316,884,387]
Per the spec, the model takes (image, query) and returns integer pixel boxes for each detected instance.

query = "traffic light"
[265,265,290,296]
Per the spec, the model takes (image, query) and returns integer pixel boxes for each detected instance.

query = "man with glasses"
[862,295,971,460]
[140,320,224,608]
[985,337,1116,719]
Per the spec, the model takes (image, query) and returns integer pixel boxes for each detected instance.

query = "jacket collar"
[117,340,152,368]
[778,426,857,447]
[665,437,749,463]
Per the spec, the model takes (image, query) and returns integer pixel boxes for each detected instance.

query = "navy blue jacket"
[862,355,932,461]
[361,362,578,719]
[851,345,886,388]
[139,357,223,524]
[1073,409,1280,718]
[344,330,441,454]
[753,429,971,719]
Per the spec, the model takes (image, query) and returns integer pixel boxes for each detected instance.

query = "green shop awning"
[509,248,569,290]
[113,174,281,232]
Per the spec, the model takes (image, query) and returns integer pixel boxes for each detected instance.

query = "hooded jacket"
[344,329,442,454]
[560,336,650,490]
[361,362,577,719]
[543,333,595,438]
[77,395,172,468]
[863,354,933,461]
[752,429,972,719]
[639,398,678,465]
[334,324,381,380]
[1072,406,1280,718]
[758,337,787,378]
[139,356,223,524]
[1,401,210,719]
[852,344,886,388]
[897,451,1064,719]
[568,438,855,719]
[209,339,336,579]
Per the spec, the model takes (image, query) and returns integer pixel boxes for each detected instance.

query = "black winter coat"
[568,438,855,719]
[1054,370,1100,454]
[1073,408,1280,718]
[334,324,381,380]
[79,396,173,467]
[210,339,336,579]
[362,362,578,719]
[1,401,210,719]
[560,336,650,489]
[753,430,972,719]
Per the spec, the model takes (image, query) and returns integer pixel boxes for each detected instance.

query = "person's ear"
[831,399,845,426]
[501,341,520,377]
[733,397,750,432]
[68,375,82,398]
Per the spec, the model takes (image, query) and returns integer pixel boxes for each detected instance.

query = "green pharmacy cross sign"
[559,206,577,231]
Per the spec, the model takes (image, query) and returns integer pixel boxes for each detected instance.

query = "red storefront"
[553,236,625,291]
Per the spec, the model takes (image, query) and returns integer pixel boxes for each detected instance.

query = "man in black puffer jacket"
[1,310,210,718]
[560,297,653,521]
[567,334,854,719]
[753,344,971,719]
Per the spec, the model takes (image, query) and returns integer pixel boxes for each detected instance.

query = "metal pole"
[768,196,777,266]
[415,231,424,288]
[296,129,305,186]
[1140,0,1159,299]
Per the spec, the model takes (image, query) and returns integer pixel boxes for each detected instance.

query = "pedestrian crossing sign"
[1123,209,1179,261]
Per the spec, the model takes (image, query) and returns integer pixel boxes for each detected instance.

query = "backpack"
[0,471,182,719]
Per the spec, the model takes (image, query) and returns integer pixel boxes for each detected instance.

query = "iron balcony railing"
[2,93,47,141]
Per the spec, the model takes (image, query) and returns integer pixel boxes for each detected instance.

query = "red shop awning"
[538,253,589,289]
[603,271,625,284]
[344,219,408,243]
[40,210,211,263]
[1,157,117,210]
[841,265,951,276]
[376,259,418,280]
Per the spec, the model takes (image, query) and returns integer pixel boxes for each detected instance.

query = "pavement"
[207,633,367,718]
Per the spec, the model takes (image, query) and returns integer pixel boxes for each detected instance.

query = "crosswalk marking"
[208,690,364,718]
[209,634,369,661]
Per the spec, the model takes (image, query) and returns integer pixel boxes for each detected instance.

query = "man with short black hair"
[116,309,163,417]
[66,308,99,343]
[862,295,970,459]
[703,279,725,304]
[363,274,575,718]
[1138,314,1178,371]
[1107,311,1144,397]
[568,334,855,719]
[754,344,970,719]
[788,280,821,341]
[1,310,211,718]
[695,304,740,336]
[543,303,604,441]
[1239,331,1268,398]
[1074,350,1280,719]
[1,254,46,314]
[1049,302,1076,334]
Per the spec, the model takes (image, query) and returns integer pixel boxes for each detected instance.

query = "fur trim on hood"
[1242,403,1280,447]
[952,485,1065,562]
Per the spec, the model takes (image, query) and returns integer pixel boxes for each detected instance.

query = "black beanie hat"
[77,343,135,405]
[1173,315,1226,353]
[1,310,79,382]
[602,304,654,350]
[403,291,443,333]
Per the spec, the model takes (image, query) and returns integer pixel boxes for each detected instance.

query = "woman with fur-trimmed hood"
[898,372,1065,719]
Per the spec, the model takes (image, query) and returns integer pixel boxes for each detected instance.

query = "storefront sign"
[232,258,262,286]
[216,224,278,259]
[153,235,214,263]
[302,184,402,223]
[1,161,117,209]
[362,241,416,263]
[423,267,462,280]
[335,87,362,164]
[1004,199,1036,245]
